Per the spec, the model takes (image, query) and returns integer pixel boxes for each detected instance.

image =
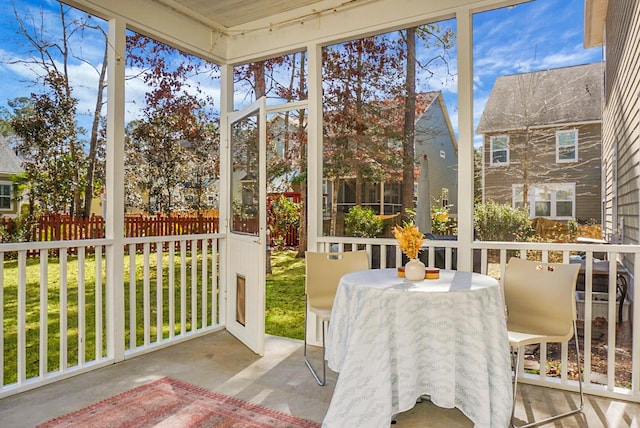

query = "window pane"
[492,150,507,163]
[535,201,551,217]
[556,201,573,217]
[558,145,576,160]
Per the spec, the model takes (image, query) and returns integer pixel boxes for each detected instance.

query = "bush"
[474,201,534,241]
[268,195,300,249]
[344,206,384,238]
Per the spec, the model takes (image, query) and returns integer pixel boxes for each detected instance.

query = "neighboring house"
[0,135,23,218]
[585,0,640,246]
[476,63,603,223]
[334,91,459,220]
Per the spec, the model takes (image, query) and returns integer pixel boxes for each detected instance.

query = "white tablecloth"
[323,268,513,428]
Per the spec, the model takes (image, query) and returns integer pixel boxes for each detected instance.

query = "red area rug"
[36,377,321,428]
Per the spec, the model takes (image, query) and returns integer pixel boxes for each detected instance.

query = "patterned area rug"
[36,377,321,428]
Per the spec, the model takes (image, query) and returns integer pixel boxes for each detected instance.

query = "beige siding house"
[476,63,603,223]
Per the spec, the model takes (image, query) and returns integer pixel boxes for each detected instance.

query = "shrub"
[474,201,534,241]
[344,206,384,238]
[431,202,457,235]
[268,195,300,249]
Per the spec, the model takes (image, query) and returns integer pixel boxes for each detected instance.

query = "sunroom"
[1,0,639,426]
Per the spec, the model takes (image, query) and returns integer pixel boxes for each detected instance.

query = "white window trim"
[0,181,13,211]
[512,182,576,220]
[489,135,509,166]
[556,129,578,163]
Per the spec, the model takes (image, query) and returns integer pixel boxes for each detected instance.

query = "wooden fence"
[0,214,220,257]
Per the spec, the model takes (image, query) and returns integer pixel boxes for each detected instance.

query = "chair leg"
[511,323,584,427]
[303,304,326,386]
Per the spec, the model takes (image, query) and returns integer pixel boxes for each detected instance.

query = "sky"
[0,0,602,147]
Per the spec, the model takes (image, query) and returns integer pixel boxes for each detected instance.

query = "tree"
[126,34,220,214]
[323,35,401,235]
[397,24,455,228]
[11,71,82,214]
[7,3,108,217]
[235,52,309,255]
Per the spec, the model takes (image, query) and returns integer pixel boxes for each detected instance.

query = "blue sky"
[0,0,602,146]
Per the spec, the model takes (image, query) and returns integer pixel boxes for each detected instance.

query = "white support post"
[105,16,126,362]
[307,42,323,251]
[456,8,475,271]
[218,64,233,325]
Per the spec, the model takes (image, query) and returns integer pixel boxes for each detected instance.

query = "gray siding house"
[0,135,23,218]
[476,63,603,223]
[586,0,640,246]
[335,91,458,223]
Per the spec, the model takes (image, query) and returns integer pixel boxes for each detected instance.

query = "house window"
[513,183,575,219]
[0,183,12,210]
[556,129,578,162]
[490,135,509,165]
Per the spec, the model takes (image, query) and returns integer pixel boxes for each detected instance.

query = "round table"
[323,268,513,428]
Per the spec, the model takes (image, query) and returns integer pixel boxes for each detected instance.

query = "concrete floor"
[1,331,640,427]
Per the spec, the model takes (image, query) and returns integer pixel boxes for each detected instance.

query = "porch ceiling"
[152,0,329,29]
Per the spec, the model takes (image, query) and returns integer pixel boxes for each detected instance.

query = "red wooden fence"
[0,192,303,252]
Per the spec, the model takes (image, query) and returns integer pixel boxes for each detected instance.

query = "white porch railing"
[2,233,638,403]
[315,236,640,403]
[0,233,224,399]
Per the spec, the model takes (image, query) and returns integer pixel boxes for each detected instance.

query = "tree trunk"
[330,178,339,236]
[402,27,417,220]
[83,39,108,218]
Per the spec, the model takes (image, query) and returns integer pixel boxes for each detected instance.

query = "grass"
[2,249,212,385]
[265,250,306,340]
[2,248,303,385]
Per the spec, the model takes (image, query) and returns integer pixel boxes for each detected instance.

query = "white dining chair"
[304,250,369,385]
[503,257,583,427]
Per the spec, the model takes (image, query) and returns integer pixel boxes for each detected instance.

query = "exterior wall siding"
[603,0,640,250]
[414,96,458,216]
[483,123,601,222]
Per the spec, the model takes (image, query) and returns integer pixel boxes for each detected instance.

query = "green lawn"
[2,249,303,385]
[265,250,306,340]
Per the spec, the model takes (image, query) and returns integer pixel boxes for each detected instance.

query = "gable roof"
[0,135,23,175]
[476,62,603,134]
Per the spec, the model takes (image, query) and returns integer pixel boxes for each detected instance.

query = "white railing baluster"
[59,249,68,374]
[143,243,150,346]
[169,241,175,339]
[202,239,208,328]
[17,251,26,384]
[78,247,86,367]
[156,245,163,343]
[212,239,218,325]
[128,244,136,350]
[180,240,187,336]
[191,239,197,332]
[95,245,103,360]
[607,257,616,390]
[39,249,48,378]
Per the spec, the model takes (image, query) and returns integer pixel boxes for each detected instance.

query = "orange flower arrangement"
[393,222,424,260]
